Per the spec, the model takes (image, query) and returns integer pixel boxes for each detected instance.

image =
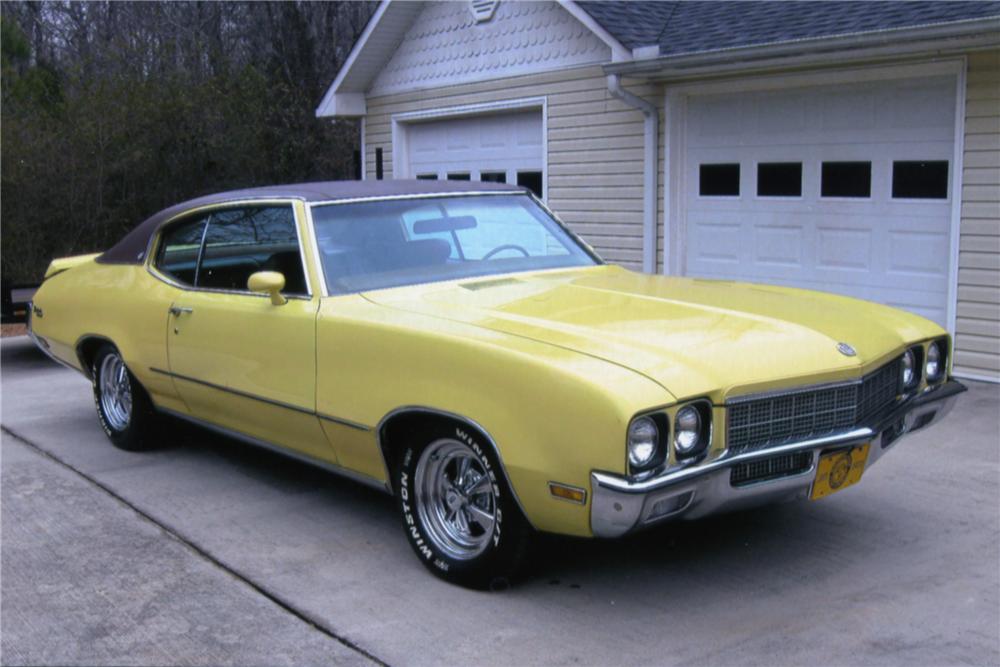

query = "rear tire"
[91,344,159,451]
[396,422,532,589]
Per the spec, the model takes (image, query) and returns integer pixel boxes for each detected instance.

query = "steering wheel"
[482,244,530,260]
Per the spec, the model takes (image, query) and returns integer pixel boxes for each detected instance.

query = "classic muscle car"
[28,180,965,587]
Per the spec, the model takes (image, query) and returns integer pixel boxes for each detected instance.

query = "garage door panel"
[684,77,956,328]
[407,111,543,175]
[884,79,956,131]
[753,224,805,269]
[688,216,743,266]
[886,230,951,279]
[816,227,873,273]
[821,90,876,131]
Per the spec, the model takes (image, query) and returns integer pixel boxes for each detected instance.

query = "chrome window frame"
[146,198,314,301]
[305,190,603,299]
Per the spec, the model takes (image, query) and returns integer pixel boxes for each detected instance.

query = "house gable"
[368,1,612,96]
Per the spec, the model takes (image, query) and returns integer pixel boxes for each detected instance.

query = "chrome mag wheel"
[414,438,497,560]
[99,352,132,432]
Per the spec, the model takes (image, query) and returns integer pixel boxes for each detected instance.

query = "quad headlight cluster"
[627,402,712,475]
[902,338,948,392]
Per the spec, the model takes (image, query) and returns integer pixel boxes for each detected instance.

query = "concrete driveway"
[2,335,998,666]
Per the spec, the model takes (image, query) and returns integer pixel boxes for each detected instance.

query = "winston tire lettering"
[399,469,435,561]
[401,427,505,572]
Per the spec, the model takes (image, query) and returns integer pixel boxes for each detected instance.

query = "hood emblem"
[837,342,857,357]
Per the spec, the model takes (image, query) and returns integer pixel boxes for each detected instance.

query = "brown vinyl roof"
[98,180,523,265]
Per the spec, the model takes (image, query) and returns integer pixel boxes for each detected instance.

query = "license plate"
[810,443,870,500]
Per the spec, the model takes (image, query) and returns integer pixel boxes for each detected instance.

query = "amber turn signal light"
[549,482,587,504]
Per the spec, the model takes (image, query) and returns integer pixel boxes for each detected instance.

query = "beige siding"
[956,49,1000,380]
[364,65,649,270]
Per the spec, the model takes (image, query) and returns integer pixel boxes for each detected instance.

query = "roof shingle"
[577,1,1000,55]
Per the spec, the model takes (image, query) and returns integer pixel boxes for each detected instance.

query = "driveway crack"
[1,424,391,667]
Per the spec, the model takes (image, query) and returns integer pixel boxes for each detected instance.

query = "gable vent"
[470,0,499,23]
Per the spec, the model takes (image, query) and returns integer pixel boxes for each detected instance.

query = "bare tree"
[1,0,377,285]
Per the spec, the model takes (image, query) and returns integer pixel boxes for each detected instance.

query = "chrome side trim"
[146,265,313,302]
[526,191,605,265]
[150,366,371,431]
[158,407,389,493]
[316,412,371,432]
[375,406,536,530]
[151,367,313,415]
[305,190,516,207]
[303,202,329,298]
[292,202,314,298]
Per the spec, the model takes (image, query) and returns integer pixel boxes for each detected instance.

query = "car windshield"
[310,194,599,294]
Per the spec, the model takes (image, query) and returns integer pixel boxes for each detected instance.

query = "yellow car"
[28,180,965,588]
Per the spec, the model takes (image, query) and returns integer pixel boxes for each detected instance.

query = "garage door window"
[480,171,507,184]
[757,162,802,197]
[416,173,438,180]
[892,161,948,199]
[447,172,471,181]
[699,163,740,197]
[821,162,872,198]
[517,171,543,198]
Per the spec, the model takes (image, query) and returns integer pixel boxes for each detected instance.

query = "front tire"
[92,344,159,451]
[396,423,531,589]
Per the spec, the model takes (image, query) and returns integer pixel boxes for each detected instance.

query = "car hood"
[364,265,944,401]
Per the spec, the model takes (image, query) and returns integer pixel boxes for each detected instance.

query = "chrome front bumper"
[590,380,966,538]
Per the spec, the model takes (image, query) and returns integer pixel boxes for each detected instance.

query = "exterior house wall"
[955,49,1000,380]
[364,65,654,270]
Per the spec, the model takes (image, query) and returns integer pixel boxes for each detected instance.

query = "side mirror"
[247,271,287,306]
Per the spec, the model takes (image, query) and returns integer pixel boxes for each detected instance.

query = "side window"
[198,206,308,295]
[155,215,208,286]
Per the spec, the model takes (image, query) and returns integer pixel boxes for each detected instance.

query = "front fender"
[316,295,671,537]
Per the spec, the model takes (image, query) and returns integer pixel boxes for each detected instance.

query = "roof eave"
[605,16,1000,81]
[316,0,393,118]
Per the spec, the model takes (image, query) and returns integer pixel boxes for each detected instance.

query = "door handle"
[169,306,193,316]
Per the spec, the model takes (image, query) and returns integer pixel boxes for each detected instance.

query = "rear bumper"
[590,380,966,538]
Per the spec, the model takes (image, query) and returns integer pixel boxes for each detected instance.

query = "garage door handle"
[169,306,193,316]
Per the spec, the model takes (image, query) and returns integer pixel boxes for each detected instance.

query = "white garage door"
[405,110,544,197]
[684,76,956,326]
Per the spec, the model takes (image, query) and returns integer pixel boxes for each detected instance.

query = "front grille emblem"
[837,342,857,357]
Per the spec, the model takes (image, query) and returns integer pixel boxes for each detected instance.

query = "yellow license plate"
[811,443,870,500]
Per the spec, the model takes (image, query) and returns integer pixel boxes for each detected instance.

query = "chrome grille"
[727,359,901,454]
[730,451,814,486]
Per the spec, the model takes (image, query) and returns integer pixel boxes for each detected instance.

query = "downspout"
[607,74,658,274]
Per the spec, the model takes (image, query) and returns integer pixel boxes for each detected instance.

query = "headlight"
[627,417,659,469]
[926,341,943,382]
[902,348,918,389]
[674,406,702,456]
